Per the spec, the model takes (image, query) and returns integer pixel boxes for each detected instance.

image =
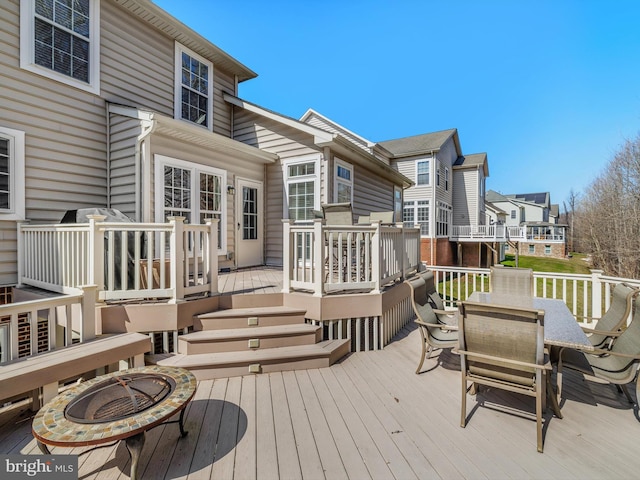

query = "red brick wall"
[420,238,455,266]
[511,242,567,259]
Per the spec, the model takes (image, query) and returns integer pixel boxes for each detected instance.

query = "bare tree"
[575,134,640,279]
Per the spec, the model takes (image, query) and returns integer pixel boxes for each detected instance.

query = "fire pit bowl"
[32,365,196,480]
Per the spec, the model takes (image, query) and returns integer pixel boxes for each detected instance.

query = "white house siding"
[233,108,320,265]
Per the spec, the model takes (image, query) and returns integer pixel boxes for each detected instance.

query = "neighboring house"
[486,190,567,259]
[377,130,490,267]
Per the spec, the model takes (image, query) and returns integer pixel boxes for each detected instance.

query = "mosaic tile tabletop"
[32,365,197,447]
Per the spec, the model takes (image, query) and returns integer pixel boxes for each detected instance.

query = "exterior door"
[236,178,263,268]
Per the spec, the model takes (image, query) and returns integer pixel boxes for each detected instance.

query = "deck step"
[146,339,351,380]
[194,305,307,330]
[178,324,322,354]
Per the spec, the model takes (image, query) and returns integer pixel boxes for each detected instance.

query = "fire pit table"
[32,365,196,480]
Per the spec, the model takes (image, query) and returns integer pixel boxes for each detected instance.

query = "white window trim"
[20,0,101,95]
[282,154,321,221]
[403,199,430,237]
[416,159,430,186]
[0,127,26,221]
[154,155,227,254]
[333,158,353,204]
[174,43,214,131]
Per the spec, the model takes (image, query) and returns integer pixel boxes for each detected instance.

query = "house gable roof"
[376,129,460,158]
[453,153,489,176]
[113,0,257,82]
[300,109,376,152]
[223,95,413,188]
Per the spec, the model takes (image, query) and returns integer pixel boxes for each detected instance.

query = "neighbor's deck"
[1,322,639,479]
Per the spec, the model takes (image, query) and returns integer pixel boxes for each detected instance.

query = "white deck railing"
[427,265,640,326]
[0,286,96,363]
[17,216,218,302]
[451,224,566,242]
[282,220,421,296]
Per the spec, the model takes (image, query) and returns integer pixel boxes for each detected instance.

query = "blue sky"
[154,0,640,209]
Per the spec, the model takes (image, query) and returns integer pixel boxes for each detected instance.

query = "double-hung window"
[21,0,100,93]
[334,159,353,204]
[155,156,226,253]
[403,200,429,236]
[285,159,319,221]
[444,167,449,191]
[175,44,213,130]
[0,127,26,220]
[416,160,430,185]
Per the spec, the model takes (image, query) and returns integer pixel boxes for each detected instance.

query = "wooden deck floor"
[1,319,639,479]
[218,266,284,296]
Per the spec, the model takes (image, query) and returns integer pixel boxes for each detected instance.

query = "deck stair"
[147,298,350,380]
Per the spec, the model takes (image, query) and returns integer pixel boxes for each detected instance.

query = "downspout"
[431,153,436,265]
[106,106,111,208]
[134,116,157,222]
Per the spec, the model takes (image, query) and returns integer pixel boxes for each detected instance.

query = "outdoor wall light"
[227,185,235,195]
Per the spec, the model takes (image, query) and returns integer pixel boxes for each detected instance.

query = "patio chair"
[369,211,395,224]
[458,301,562,453]
[419,270,458,326]
[405,273,458,374]
[557,294,640,406]
[321,203,353,225]
[579,282,638,349]
[489,266,534,296]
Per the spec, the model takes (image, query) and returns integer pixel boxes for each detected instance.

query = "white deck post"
[79,284,97,341]
[313,219,325,296]
[207,219,219,295]
[371,222,381,294]
[16,220,28,288]
[87,215,106,293]
[282,220,292,293]
[590,269,604,322]
[170,217,185,301]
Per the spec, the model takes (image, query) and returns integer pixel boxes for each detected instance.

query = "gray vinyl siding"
[395,156,434,202]
[434,140,456,206]
[452,169,478,225]
[233,108,320,265]
[351,164,394,219]
[108,114,141,219]
[101,1,236,136]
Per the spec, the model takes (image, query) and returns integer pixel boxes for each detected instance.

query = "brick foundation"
[506,242,567,259]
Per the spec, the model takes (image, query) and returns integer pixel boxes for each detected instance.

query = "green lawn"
[500,253,592,275]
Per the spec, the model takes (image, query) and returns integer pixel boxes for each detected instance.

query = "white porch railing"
[451,224,566,243]
[282,219,421,296]
[0,285,96,363]
[427,266,640,327]
[17,216,219,302]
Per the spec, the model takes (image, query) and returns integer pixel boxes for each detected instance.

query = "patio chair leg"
[461,377,467,428]
[546,375,563,419]
[415,342,427,374]
[536,393,543,453]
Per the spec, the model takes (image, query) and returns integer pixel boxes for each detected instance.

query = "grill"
[64,373,176,424]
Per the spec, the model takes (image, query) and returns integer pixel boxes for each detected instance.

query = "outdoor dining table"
[467,292,593,352]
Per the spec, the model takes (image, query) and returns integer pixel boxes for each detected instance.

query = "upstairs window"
[445,167,449,191]
[0,127,26,220]
[175,44,213,130]
[416,160,430,185]
[436,163,441,186]
[21,0,100,94]
[334,159,353,204]
[511,209,516,219]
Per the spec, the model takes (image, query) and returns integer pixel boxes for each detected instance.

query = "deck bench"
[0,333,151,409]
